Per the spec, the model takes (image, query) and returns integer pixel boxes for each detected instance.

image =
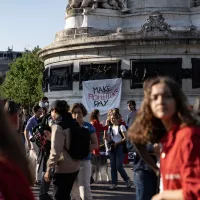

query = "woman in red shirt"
[90,109,108,155]
[129,76,200,200]
[0,105,34,200]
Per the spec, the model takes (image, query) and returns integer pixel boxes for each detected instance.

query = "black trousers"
[39,153,51,200]
[53,171,79,200]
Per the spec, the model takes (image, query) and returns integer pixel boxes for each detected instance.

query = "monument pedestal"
[39,1,200,119]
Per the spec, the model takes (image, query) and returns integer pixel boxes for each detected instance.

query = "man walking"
[126,100,137,129]
[24,104,43,185]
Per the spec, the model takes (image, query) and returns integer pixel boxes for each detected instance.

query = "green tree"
[0,47,44,107]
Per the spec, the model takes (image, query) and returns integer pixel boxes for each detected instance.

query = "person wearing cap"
[44,100,80,200]
[39,97,49,109]
[4,100,20,130]
[24,104,43,185]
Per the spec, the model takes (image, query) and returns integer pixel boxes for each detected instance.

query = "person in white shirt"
[106,112,132,190]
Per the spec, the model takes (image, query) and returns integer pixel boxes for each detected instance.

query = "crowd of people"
[1,76,200,200]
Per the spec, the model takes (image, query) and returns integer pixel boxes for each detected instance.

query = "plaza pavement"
[32,164,136,200]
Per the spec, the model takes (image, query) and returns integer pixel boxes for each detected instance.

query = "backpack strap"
[118,124,125,140]
[110,124,125,140]
[109,125,114,139]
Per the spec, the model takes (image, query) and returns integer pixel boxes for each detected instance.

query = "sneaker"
[126,178,132,188]
[109,184,118,190]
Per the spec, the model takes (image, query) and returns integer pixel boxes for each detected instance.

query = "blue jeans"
[134,170,158,200]
[109,144,129,185]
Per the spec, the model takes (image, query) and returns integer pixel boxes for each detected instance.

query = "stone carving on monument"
[67,0,130,13]
[49,65,73,91]
[130,59,182,89]
[195,0,200,6]
[142,11,171,32]
[79,61,121,89]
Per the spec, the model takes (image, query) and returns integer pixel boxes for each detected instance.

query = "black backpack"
[55,114,91,160]
[109,124,128,153]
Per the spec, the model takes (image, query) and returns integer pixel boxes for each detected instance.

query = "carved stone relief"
[67,0,130,13]
[130,59,182,89]
[195,0,200,6]
[142,11,171,32]
[79,61,121,89]
[49,65,73,91]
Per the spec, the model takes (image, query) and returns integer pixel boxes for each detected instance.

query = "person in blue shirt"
[70,103,98,200]
[24,104,42,185]
[132,144,158,200]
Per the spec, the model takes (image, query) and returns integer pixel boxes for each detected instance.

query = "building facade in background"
[0,48,23,83]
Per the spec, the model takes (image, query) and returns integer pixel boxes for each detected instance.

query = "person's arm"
[46,125,65,173]
[179,130,200,200]
[24,119,33,150]
[153,129,200,200]
[133,143,159,175]
[90,132,98,151]
[89,124,98,151]
[152,190,183,200]
[116,125,127,145]
[92,120,108,132]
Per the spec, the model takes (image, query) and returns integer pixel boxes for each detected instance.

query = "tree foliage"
[0,47,44,106]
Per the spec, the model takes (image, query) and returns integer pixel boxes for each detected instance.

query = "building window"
[130,59,182,89]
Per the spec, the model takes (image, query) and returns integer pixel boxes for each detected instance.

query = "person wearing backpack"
[44,100,80,200]
[106,112,132,190]
[70,103,98,200]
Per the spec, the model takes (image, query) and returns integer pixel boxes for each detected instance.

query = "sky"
[0,0,66,51]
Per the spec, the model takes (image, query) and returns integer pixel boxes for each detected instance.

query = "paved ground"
[32,165,136,200]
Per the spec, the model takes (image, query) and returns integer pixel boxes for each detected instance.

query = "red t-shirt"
[0,157,35,200]
[91,120,108,155]
[160,125,200,200]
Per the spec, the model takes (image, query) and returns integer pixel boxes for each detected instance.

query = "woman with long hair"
[129,76,200,200]
[0,103,34,200]
[112,108,126,126]
[90,109,108,155]
[70,103,98,200]
[90,109,108,183]
[106,112,132,190]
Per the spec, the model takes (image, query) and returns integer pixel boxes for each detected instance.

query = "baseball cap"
[48,100,69,113]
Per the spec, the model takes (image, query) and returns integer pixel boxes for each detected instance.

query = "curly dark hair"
[128,76,197,144]
[70,103,88,117]
[90,109,100,122]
